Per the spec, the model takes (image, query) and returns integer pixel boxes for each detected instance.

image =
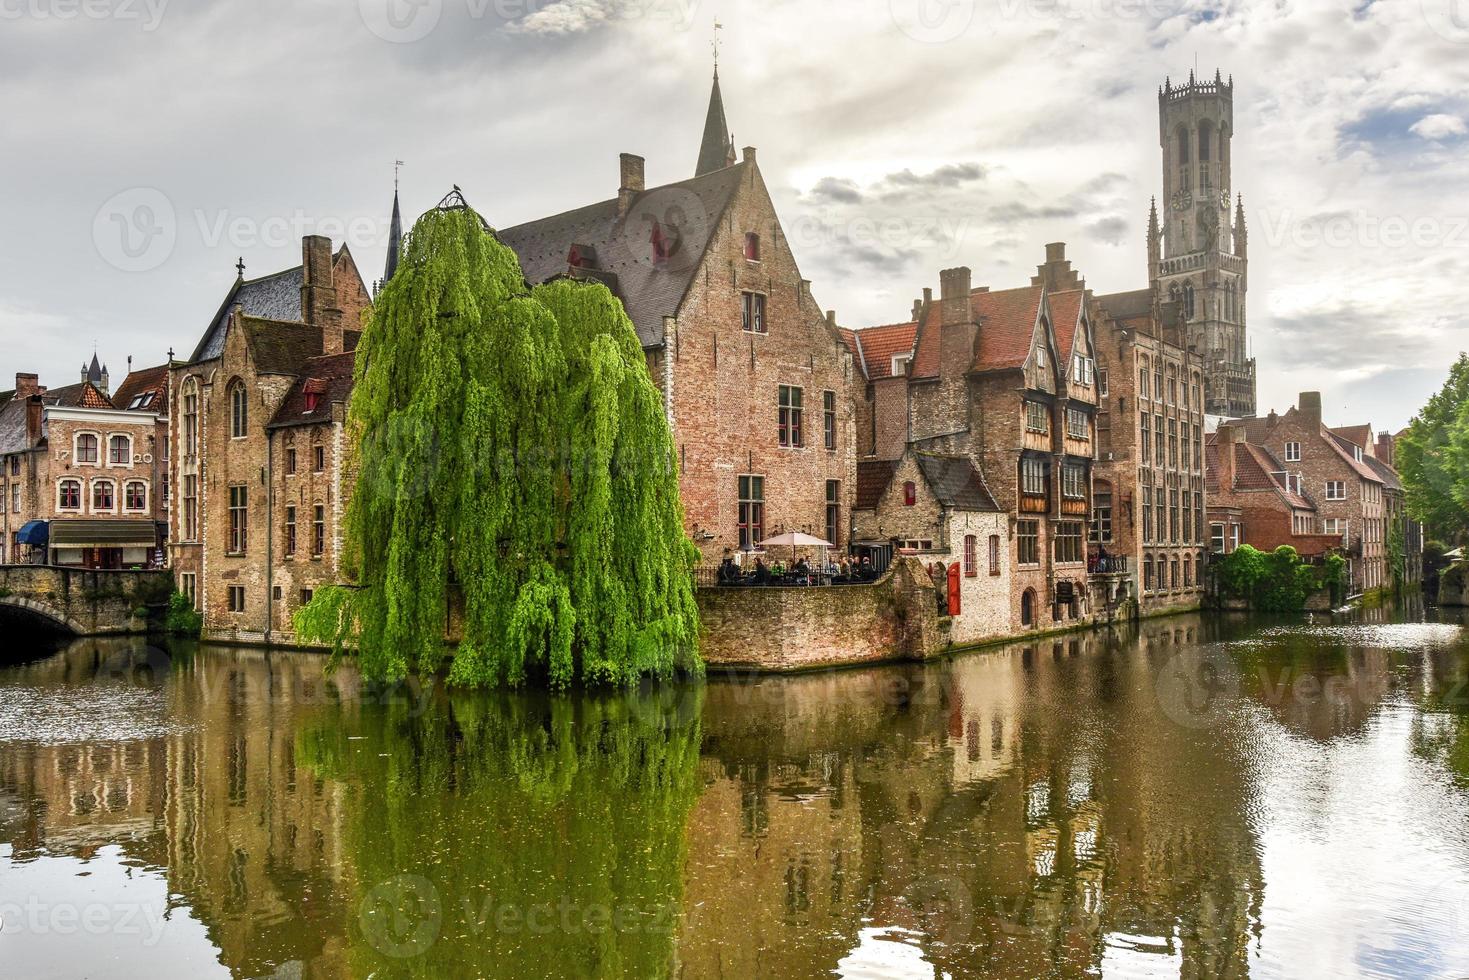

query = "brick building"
[498,72,857,562]
[0,371,167,567]
[1340,427,1422,588]
[845,245,1105,634]
[1224,393,1388,593]
[1093,284,1208,613]
[169,237,371,640]
[1204,424,1341,560]
[851,450,1010,645]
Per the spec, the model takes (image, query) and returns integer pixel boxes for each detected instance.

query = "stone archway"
[0,595,84,636]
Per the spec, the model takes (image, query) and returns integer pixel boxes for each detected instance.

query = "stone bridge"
[0,565,171,637]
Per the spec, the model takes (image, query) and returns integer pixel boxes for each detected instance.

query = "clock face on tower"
[1171,189,1193,211]
[1220,189,1231,209]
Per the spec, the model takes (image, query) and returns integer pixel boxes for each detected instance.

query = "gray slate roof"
[190,267,304,363]
[498,163,747,348]
[914,453,1000,512]
[0,399,29,456]
[1096,288,1153,322]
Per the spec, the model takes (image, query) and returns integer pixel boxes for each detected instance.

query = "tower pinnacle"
[384,166,404,285]
[695,65,737,177]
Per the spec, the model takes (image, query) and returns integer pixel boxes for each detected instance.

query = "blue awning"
[16,520,48,546]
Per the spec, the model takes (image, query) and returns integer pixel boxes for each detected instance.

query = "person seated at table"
[753,558,772,585]
[858,556,874,580]
[718,551,741,584]
[793,557,811,579]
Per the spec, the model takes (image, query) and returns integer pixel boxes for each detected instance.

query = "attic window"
[903,481,917,507]
[567,244,598,269]
[651,221,679,266]
[302,377,326,414]
[744,233,760,261]
[891,354,911,376]
[127,392,154,410]
[304,393,321,414]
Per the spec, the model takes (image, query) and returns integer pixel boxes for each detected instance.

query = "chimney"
[938,267,978,385]
[14,373,39,399]
[25,394,42,444]
[939,267,972,326]
[618,153,645,217]
[1216,423,1241,490]
[1377,431,1395,468]
[1298,391,1323,428]
[300,236,344,355]
[742,146,757,165]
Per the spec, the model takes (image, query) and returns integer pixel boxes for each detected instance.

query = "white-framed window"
[1284,442,1301,462]
[74,432,100,464]
[1325,480,1346,501]
[57,479,82,512]
[1353,446,1364,462]
[891,353,910,377]
[1062,462,1086,499]
[91,479,115,513]
[1025,401,1049,434]
[1021,457,1047,496]
[124,481,148,512]
[1098,370,1109,398]
[1066,407,1089,441]
[1324,518,1345,535]
[1210,522,1226,553]
[108,433,132,466]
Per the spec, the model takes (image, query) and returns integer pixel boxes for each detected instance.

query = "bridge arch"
[0,594,84,636]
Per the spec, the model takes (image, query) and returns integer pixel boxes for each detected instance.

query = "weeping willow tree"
[297,201,701,688]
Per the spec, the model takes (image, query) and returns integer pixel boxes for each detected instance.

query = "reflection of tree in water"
[1411,646,1469,787]
[296,686,703,979]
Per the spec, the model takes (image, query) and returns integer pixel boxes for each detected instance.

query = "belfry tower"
[1151,70,1255,417]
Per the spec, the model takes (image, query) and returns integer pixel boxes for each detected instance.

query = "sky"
[1,0,1466,432]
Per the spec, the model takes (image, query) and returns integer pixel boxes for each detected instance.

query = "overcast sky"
[2,0,1466,430]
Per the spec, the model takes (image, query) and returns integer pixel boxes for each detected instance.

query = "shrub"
[165,591,202,637]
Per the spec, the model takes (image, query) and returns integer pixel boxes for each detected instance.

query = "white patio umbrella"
[757,532,834,575]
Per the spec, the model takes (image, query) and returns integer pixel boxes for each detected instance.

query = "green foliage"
[1216,544,1336,611]
[165,591,202,637]
[295,204,701,689]
[296,688,703,978]
[1398,353,1469,543]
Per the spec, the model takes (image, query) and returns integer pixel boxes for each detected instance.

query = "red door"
[947,563,962,616]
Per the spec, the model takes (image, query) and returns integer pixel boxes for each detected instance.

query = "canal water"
[2,609,1468,979]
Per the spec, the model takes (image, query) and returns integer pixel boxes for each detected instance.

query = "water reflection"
[0,615,1467,978]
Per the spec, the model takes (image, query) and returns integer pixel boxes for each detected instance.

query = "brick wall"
[669,156,857,560]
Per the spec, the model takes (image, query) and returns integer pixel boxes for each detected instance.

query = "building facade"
[1093,289,1208,613]
[0,372,167,567]
[498,74,858,564]
[169,236,371,640]
[1205,424,1342,561]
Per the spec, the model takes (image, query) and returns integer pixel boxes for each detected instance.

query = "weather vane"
[236,256,245,277]
[394,159,404,192]
[712,19,722,68]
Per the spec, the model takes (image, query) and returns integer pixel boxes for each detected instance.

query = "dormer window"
[651,221,678,266]
[1353,446,1364,462]
[891,353,911,376]
[567,243,598,269]
[744,233,760,261]
[304,392,321,414]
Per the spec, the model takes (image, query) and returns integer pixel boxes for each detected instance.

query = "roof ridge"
[500,163,747,235]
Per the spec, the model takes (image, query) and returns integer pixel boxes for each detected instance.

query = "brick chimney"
[25,394,43,444]
[300,236,344,355]
[1216,423,1241,491]
[1031,242,1082,291]
[938,267,977,385]
[618,153,645,217]
[1298,391,1323,428]
[14,373,39,399]
[1376,431,1395,468]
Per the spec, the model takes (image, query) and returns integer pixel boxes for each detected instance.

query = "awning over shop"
[16,520,48,546]
[48,520,156,549]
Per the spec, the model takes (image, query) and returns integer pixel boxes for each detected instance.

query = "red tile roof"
[112,363,170,416]
[1329,424,1373,449]
[1048,289,1084,361]
[972,286,1045,373]
[45,381,114,409]
[855,459,898,510]
[267,351,356,429]
[846,321,919,381]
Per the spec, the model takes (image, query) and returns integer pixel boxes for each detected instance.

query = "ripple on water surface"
[0,684,189,745]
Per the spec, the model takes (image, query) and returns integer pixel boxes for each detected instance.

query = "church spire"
[695,66,736,177]
[384,161,404,285]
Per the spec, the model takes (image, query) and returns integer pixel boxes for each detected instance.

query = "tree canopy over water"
[1399,353,1469,545]
[297,203,701,689]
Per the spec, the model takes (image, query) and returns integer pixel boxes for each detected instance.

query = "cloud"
[1409,113,1467,141]
[1085,216,1130,245]
[808,177,864,205]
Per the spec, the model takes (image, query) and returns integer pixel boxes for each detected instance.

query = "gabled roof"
[1330,424,1374,449]
[242,318,331,376]
[112,363,170,415]
[190,266,305,363]
[855,459,899,510]
[268,351,356,429]
[1205,435,1314,511]
[1048,289,1085,361]
[45,381,114,409]
[498,163,747,349]
[845,321,918,381]
[973,286,1046,373]
[1326,431,1383,482]
[1363,454,1403,492]
[913,453,1000,511]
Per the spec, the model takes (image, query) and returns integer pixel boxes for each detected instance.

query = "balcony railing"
[1088,555,1131,576]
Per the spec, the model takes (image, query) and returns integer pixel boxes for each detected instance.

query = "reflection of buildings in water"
[946,651,1024,786]
[0,639,357,979]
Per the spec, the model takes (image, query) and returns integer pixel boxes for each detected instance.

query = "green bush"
[1217,544,1339,611]
[165,591,202,637]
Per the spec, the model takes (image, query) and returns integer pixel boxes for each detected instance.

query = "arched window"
[108,434,131,465]
[1021,589,1035,627]
[58,480,81,510]
[75,433,99,464]
[124,481,147,511]
[964,535,977,577]
[903,481,916,507]
[92,479,115,512]
[181,377,199,456]
[1198,123,1212,166]
[988,535,1001,576]
[1176,126,1191,164]
[229,381,248,439]
[1183,283,1196,319]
